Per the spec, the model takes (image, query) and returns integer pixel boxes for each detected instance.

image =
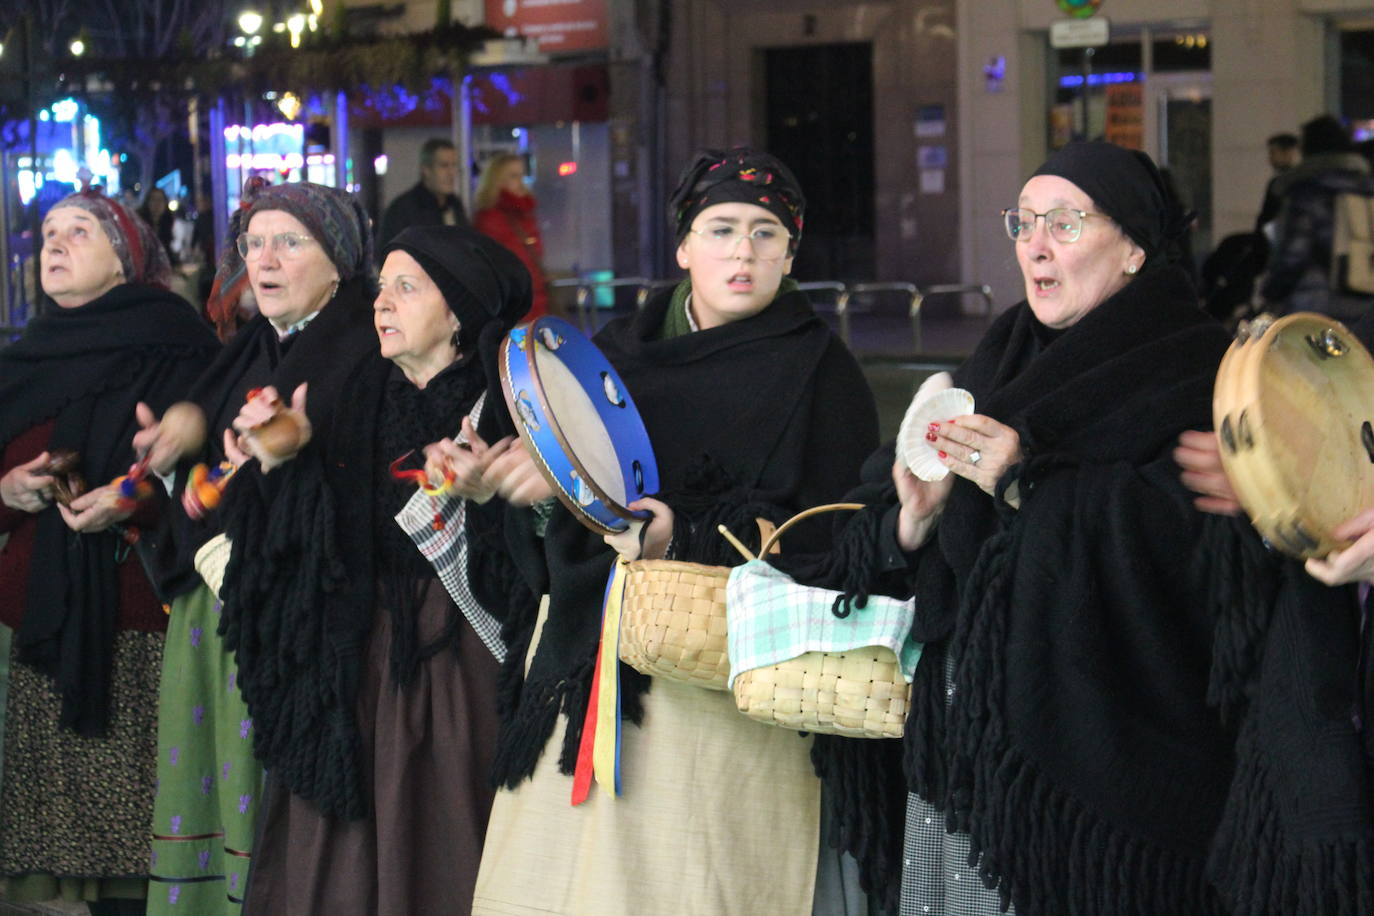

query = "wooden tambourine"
[1212,312,1374,558]
[499,317,660,536]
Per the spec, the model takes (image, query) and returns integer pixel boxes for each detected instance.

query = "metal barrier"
[547,275,994,356]
[636,279,679,309]
[908,283,995,354]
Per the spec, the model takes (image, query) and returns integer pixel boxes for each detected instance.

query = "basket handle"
[757,502,865,557]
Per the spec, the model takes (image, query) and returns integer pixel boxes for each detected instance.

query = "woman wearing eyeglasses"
[135,180,379,915]
[470,148,879,915]
[784,142,1245,914]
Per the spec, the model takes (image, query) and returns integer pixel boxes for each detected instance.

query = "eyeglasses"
[687,224,792,261]
[1001,207,1107,244]
[236,231,318,261]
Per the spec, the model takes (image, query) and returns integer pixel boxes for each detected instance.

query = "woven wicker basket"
[616,505,863,691]
[731,645,910,739]
[617,559,733,690]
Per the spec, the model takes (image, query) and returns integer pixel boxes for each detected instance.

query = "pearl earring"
[1126,264,1138,275]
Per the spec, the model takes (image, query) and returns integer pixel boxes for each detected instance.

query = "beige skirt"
[473,600,820,916]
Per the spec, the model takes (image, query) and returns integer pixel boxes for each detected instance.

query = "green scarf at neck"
[657,276,801,340]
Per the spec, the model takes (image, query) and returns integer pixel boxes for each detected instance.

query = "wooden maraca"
[41,449,87,507]
[242,388,306,459]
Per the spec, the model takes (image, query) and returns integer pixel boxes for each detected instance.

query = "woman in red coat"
[473,153,549,321]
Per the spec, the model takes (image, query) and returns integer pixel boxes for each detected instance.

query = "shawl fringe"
[811,735,905,914]
[940,503,1223,914]
[488,655,595,789]
[219,459,364,820]
[1208,722,1374,915]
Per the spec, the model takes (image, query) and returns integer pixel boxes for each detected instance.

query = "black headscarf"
[1031,141,1191,268]
[669,148,806,253]
[382,225,532,433]
[0,283,219,735]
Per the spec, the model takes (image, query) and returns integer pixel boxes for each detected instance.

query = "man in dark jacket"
[376,138,468,250]
[1260,114,1374,320]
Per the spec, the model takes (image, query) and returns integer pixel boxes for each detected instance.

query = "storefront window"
[1340,27,1374,139]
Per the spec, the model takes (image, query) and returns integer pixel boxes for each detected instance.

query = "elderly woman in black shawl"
[470,148,879,915]
[216,224,530,913]
[797,142,1242,914]
[133,179,379,915]
[0,190,218,912]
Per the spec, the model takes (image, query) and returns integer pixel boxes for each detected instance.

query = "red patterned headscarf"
[669,148,806,254]
[51,189,172,288]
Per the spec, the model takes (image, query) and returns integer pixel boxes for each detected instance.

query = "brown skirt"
[246,581,501,915]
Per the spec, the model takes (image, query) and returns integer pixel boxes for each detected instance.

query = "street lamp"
[286,13,306,48]
[237,10,264,36]
[69,38,85,57]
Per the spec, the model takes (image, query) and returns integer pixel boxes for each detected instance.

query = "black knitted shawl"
[0,283,218,735]
[488,285,880,788]
[148,277,382,600]
[804,265,1242,913]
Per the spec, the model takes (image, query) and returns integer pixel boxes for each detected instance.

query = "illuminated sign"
[484,0,608,54]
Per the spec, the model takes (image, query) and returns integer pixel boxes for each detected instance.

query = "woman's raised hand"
[603,497,674,561]
[1305,509,1374,586]
[58,483,133,533]
[0,452,56,514]
[929,414,1023,503]
[892,459,954,552]
[230,383,312,472]
[1175,430,1242,516]
[422,417,515,504]
[133,401,208,477]
[481,439,555,507]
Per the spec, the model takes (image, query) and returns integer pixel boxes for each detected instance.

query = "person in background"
[0,190,218,916]
[377,138,469,248]
[138,188,177,265]
[1259,114,1374,320]
[473,153,551,322]
[1255,132,1300,231]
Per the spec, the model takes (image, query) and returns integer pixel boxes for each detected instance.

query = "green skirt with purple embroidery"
[148,584,262,914]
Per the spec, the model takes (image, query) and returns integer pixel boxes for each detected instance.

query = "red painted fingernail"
[938,450,948,460]
[925,431,938,442]
[928,422,940,433]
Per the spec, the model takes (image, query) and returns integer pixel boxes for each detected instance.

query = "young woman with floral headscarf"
[470,148,879,915]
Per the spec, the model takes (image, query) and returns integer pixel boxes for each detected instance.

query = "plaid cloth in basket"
[394,394,507,664]
[725,559,922,689]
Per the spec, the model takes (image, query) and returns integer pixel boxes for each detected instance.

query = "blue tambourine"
[499,317,660,535]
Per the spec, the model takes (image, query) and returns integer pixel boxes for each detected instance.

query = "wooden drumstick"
[716,524,757,562]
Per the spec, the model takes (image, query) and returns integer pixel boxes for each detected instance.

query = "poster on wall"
[485,0,608,54]
[1105,83,1143,150]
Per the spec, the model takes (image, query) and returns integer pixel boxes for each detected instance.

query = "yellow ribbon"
[592,558,629,796]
